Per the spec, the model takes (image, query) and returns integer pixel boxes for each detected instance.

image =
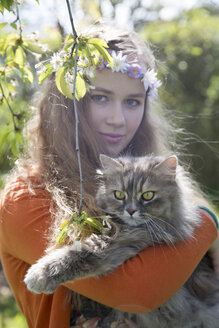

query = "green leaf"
[1,0,14,11]
[10,22,17,30]
[89,42,113,69]
[14,47,24,67]
[23,67,33,83]
[0,23,7,31]
[0,4,4,13]
[6,46,14,61]
[11,132,22,157]
[85,217,104,232]
[89,38,109,49]
[24,41,44,54]
[38,65,53,84]
[55,66,73,99]
[75,74,86,100]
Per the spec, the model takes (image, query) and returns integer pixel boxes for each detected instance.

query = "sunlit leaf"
[0,23,7,31]
[89,38,109,49]
[14,47,24,67]
[24,41,44,54]
[10,22,17,30]
[55,66,73,99]
[75,73,86,100]
[90,43,113,69]
[38,65,53,84]
[23,67,33,83]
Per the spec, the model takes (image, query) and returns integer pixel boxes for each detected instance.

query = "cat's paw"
[24,262,50,294]
[24,260,62,294]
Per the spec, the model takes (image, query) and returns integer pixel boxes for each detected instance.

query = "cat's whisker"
[143,220,156,247]
[148,215,185,241]
[146,218,179,251]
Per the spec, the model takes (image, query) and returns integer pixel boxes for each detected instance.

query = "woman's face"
[87,69,145,156]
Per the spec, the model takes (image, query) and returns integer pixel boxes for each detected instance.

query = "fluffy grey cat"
[24,154,219,328]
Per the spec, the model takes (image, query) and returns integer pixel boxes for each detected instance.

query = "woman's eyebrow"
[91,88,145,98]
[128,93,145,98]
[92,87,113,94]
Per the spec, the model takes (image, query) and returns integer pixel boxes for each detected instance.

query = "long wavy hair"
[13,23,209,241]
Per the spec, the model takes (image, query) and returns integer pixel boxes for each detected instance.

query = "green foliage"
[39,35,113,100]
[142,7,219,200]
[0,0,14,13]
[0,290,27,328]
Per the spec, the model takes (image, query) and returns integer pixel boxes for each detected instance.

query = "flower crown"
[36,35,161,100]
[97,51,162,99]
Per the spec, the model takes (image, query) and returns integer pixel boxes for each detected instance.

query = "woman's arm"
[0,177,217,314]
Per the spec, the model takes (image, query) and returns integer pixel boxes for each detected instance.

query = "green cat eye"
[141,191,155,201]
[114,190,126,200]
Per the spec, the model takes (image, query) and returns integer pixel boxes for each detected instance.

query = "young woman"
[0,24,218,328]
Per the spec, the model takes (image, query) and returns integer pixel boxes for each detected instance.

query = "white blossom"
[142,68,162,99]
[111,51,129,73]
[50,52,64,71]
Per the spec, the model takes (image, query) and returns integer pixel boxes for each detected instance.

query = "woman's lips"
[99,133,124,143]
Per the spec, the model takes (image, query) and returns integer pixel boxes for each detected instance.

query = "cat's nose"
[127,209,136,216]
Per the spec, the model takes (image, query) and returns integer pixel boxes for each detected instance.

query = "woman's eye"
[125,99,140,107]
[90,95,108,103]
[141,191,155,201]
[114,190,126,200]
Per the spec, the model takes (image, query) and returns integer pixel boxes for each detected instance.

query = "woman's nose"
[106,102,125,126]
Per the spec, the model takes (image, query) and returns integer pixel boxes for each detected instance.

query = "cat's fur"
[24,154,219,328]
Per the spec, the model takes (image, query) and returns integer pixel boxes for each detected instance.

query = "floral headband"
[97,51,162,99]
[36,35,161,101]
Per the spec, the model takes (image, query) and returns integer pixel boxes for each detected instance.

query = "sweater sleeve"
[0,177,218,316]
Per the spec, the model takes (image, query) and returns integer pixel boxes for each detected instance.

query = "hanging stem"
[72,44,83,215]
[65,0,83,215]
[15,1,23,40]
[66,0,78,39]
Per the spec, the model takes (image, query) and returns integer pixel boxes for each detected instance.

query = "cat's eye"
[141,191,155,201]
[114,190,126,200]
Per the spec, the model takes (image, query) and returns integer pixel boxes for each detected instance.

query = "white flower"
[85,66,95,79]
[50,52,64,71]
[142,68,162,99]
[78,55,90,67]
[85,84,95,92]
[142,69,156,90]
[111,51,129,73]
[40,43,50,52]
[65,71,75,93]
[65,71,74,84]
[36,65,47,75]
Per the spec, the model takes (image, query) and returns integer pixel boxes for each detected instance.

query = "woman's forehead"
[92,69,145,97]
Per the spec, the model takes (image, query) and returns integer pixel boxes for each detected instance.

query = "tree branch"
[65,0,83,215]
[0,82,20,132]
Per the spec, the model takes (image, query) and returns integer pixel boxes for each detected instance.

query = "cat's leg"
[24,242,93,294]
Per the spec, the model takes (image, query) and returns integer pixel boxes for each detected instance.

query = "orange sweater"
[0,176,218,328]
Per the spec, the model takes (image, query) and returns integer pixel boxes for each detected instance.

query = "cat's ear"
[99,154,123,171]
[154,155,178,179]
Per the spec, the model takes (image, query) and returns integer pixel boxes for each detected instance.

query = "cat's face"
[96,154,178,227]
